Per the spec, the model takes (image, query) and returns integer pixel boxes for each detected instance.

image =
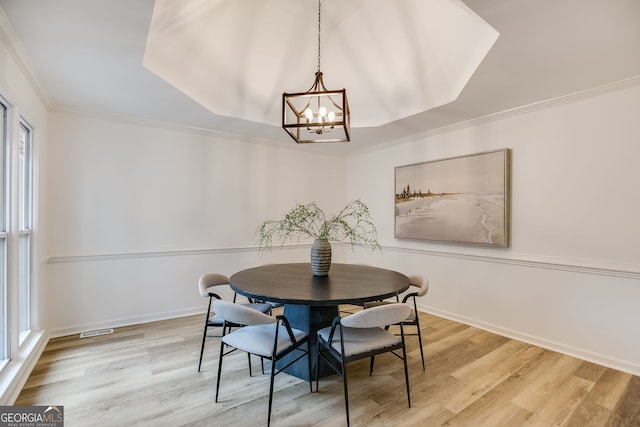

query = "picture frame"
[394,148,511,247]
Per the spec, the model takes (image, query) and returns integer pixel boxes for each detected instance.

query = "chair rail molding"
[46,243,639,280]
[45,243,310,264]
[381,244,640,280]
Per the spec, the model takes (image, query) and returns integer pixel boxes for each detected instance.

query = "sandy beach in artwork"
[395,193,505,245]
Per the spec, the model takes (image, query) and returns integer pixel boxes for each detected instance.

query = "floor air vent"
[79,328,114,338]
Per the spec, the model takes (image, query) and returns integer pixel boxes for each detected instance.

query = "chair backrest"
[198,273,230,297]
[341,303,410,328]
[213,300,276,326]
[408,275,429,297]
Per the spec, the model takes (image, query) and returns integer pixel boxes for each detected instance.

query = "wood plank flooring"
[15,310,640,426]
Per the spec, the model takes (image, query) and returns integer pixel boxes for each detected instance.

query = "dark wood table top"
[230,263,410,306]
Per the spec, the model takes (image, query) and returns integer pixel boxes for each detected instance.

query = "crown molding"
[349,74,640,157]
[0,6,53,109]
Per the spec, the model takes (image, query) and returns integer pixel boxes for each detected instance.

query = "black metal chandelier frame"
[282,0,350,143]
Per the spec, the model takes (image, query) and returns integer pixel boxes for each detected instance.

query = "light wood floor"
[15,310,640,426]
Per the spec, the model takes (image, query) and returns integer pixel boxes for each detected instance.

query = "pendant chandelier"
[282,0,350,143]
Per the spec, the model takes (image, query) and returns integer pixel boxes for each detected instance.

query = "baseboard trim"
[48,307,205,339]
[421,304,640,377]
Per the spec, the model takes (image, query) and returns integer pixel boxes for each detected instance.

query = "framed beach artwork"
[394,149,511,247]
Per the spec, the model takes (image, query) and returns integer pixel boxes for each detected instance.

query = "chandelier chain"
[317,0,321,73]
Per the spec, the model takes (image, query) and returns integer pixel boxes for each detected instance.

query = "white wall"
[346,81,640,375]
[42,111,348,335]
[41,81,640,376]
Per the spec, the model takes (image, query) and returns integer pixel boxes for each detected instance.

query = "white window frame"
[0,96,38,380]
[17,120,32,343]
[0,97,7,367]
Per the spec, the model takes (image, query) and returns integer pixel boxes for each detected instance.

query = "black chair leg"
[198,297,213,372]
[412,299,426,370]
[307,342,313,392]
[342,362,350,427]
[267,356,276,427]
[215,340,225,403]
[416,323,425,370]
[315,345,321,392]
[198,324,208,372]
[402,344,411,408]
[369,355,375,376]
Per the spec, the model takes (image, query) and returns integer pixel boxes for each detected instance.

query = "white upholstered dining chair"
[213,300,312,427]
[364,274,429,369]
[197,273,272,372]
[315,303,412,427]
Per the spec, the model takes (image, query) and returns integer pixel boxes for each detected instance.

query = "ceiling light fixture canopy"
[282,0,350,143]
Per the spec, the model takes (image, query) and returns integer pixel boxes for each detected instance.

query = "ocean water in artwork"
[395,192,505,245]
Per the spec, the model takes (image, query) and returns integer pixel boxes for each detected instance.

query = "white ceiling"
[143,0,498,129]
[1,0,639,155]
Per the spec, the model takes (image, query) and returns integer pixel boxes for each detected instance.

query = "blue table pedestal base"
[278,305,339,380]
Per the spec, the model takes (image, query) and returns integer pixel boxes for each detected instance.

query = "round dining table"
[230,262,410,379]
